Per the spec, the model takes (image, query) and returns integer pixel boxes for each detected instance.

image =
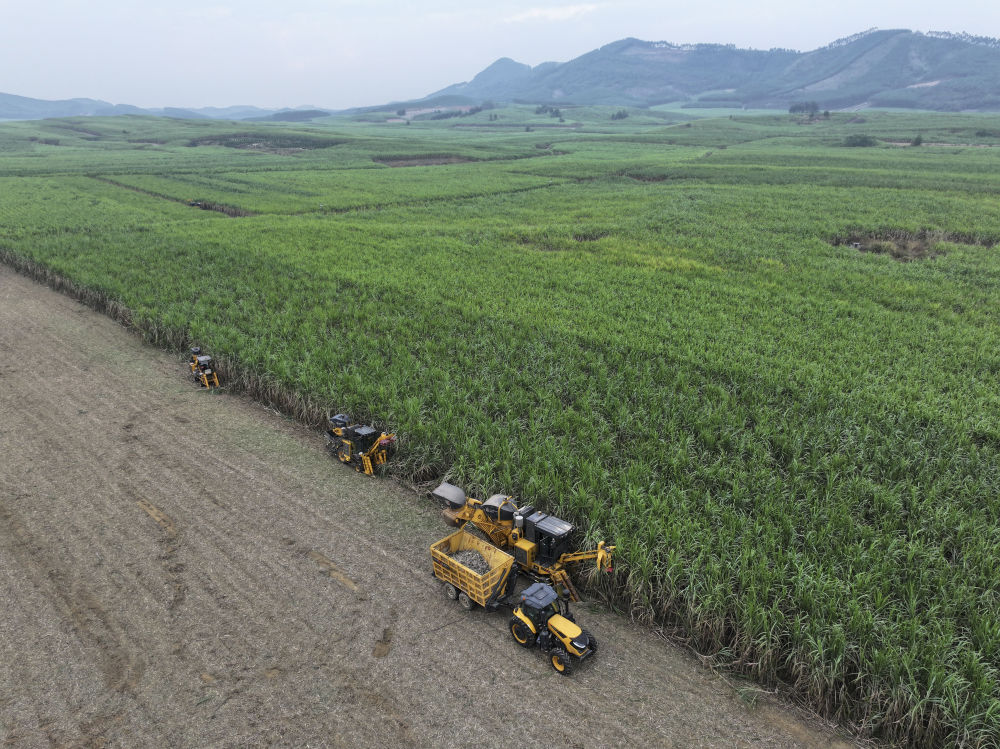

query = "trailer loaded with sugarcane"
[429,526,599,675]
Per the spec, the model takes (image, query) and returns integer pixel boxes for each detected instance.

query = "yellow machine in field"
[325,413,396,476]
[431,482,614,601]
[188,347,220,388]
[510,581,597,675]
[430,529,598,675]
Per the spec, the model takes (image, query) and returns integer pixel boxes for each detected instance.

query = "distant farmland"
[1,108,999,747]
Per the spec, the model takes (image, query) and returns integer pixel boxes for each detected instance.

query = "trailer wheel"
[458,591,474,610]
[550,648,572,675]
[509,618,535,648]
[444,584,458,601]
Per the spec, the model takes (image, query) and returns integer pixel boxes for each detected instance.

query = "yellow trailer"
[431,529,516,611]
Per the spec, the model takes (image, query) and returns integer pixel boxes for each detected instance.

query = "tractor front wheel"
[509,618,536,648]
[550,648,572,675]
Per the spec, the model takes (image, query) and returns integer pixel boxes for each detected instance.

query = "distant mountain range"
[427,29,1000,111]
[0,92,330,122]
[4,29,1000,121]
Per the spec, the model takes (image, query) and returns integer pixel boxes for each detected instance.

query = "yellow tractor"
[326,413,396,476]
[431,482,614,601]
[188,347,220,388]
[510,581,597,675]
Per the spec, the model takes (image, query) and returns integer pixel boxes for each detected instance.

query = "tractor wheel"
[336,444,349,464]
[509,618,536,648]
[458,592,474,611]
[444,584,458,601]
[586,632,598,654]
[550,648,572,676]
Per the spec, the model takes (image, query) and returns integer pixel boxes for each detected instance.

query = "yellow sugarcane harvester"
[326,413,396,476]
[431,482,614,601]
[188,347,220,388]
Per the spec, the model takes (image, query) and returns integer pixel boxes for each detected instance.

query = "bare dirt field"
[0,264,859,748]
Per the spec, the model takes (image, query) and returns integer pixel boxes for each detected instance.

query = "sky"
[0,0,996,110]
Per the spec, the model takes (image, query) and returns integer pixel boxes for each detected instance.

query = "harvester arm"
[364,433,396,457]
[557,541,615,572]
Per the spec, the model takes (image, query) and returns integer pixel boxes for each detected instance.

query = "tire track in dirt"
[69,352,425,745]
[0,498,146,746]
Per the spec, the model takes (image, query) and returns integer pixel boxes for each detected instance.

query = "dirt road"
[0,264,857,748]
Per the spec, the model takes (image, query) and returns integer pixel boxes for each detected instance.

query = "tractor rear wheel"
[509,618,536,648]
[458,591,474,610]
[550,648,572,675]
[336,444,349,464]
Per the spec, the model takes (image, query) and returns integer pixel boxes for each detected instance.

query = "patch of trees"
[823,28,880,49]
[611,109,629,120]
[843,134,878,147]
[428,106,487,121]
[534,105,563,118]
[926,31,1000,49]
[789,101,820,116]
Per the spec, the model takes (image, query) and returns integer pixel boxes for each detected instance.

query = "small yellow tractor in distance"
[326,413,396,476]
[188,347,220,388]
[510,581,597,675]
[431,482,614,601]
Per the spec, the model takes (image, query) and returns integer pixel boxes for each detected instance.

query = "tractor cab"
[521,511,573,563]
[327,413,353,439]
[344,424,379,453]
[518,581,565,629]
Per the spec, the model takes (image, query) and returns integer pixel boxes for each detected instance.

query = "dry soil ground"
[0,264,859,748]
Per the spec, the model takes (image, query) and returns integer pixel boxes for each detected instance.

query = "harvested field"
[0,264,855,748]
[829,229,986,261]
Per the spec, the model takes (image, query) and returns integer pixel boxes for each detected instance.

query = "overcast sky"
[1,0,996,109]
